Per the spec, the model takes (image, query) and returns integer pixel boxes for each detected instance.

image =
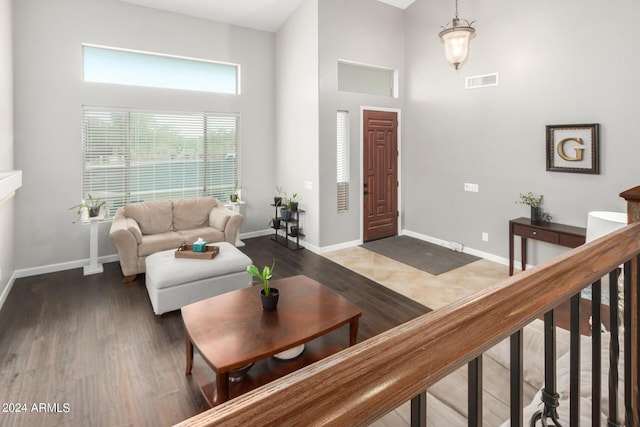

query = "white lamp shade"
[441,28,473,67]
[585,211,627,242]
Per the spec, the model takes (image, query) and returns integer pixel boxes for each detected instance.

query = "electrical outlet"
[464,183,479,192]
[482,232,489,242]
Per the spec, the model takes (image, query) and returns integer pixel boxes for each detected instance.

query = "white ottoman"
[145,242,253,315]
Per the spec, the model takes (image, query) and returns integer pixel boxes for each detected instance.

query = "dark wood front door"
[363,110,398,242]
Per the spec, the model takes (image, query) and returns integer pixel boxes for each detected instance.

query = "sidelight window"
[337,110,350,213]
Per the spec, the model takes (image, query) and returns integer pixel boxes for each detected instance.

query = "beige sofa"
[109,197,243,281]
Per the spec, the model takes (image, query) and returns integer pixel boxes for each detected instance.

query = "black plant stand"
[271,204,304,250]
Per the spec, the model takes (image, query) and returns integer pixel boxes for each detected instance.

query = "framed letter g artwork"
[546,123,600,174]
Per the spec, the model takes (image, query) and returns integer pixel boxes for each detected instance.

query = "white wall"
[0,0,15,301]
[404,0,640,265]
[13,0,640,275]
[13,0,276,271]
[318,0,404,247]
[275,0,320,247]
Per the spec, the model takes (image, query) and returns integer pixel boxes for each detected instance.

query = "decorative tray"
[175,244,219,260]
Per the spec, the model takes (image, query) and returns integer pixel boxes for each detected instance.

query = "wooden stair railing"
[175,218,640,427]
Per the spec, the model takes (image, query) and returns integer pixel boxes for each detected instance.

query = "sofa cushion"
[177,227,225,246]
[125,201,173,235]
[484,319,572,391]
[498,328,625,426]
[138,232,184,257]
[173,197,217,231]
[555,330,625,422]
[210,208,230,232]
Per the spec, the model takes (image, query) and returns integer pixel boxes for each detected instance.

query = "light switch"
[464,183,479,192]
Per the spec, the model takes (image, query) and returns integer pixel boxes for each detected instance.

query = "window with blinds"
[337,110,350,213]
[82,107,239,216]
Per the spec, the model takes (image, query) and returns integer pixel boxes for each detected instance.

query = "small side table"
[84,216,104,275]
[509,217,586,276]
[224,200,246,247]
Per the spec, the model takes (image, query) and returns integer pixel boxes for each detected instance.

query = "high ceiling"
[119,0,416,32]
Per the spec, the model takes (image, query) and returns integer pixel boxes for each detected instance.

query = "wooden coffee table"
[181,274,362,406]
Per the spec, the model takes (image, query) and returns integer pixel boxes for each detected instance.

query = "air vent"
[466,73,499,89]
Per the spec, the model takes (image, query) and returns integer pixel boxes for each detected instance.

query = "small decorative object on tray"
[175,244,219,259]
[192,237,207,252]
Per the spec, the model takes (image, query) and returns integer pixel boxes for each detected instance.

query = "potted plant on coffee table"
[247,261,279,311]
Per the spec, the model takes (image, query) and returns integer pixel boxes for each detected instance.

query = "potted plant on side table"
[247,261,279,311]
[69,194,106,221]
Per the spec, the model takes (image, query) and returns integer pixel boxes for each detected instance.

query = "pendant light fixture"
[438,0,476,70]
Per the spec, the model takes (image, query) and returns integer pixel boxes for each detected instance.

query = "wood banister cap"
[619,185,640,201]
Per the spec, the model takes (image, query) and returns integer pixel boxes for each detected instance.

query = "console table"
[509,217,586,276]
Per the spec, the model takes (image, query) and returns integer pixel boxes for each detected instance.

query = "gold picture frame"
[546,124,600,174]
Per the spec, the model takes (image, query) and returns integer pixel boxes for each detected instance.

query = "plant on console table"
[516,192,544,224]
[247,261,279,311]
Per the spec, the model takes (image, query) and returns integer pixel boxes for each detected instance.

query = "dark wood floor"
[0,235,429,427]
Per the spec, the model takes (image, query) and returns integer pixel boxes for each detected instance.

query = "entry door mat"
[362,235,480,275]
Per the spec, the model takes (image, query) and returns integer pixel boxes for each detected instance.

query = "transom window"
[81,107,239,215]
[82,44,240,94]
[338,60,397,98]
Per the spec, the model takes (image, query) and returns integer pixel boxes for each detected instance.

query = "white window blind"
[337,110,350,213]
[82,107,239,215]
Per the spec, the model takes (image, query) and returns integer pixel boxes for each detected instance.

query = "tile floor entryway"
[322,243,511,426]
[324,245,509,310]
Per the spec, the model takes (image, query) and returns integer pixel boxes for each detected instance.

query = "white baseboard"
[401,229,510,266]
[14,254,119,279]
[0,271,17,312]
[317,239,361,254]
[239,229,273,240]
[241,229,326,254]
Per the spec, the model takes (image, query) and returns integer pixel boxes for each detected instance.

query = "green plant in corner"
[290,192,298,207]
[274,185,286,206]
[516,192,543,207]
[247,260,276,296]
